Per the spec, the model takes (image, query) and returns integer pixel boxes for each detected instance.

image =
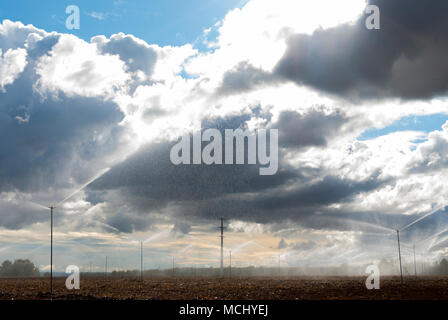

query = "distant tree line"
[0,259,40,277]
[104,260,448,277]
[431,258,448,275]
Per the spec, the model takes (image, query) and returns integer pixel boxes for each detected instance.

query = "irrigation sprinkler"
[396,230,403,284]
[120,230,173,281]
[394,204,446,284]
[49,206,53,293]
[140,241,143,282]
[27,168,110,295]
[399,204,446,232]
[413,243,417,277]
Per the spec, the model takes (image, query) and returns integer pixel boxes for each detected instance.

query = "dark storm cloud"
[188,171,393,224]
[258,173,388,209]
[275,0,448,100]
[85,108,401,233]
[216,62,273,96]
[90,135,392,231]
[85,114,309,231]
[274,109,348,149]
[171,222,191,237]
[290,240,316,251]
[104,210,155,233]
[0,200,47,230]
[90,130,296,203]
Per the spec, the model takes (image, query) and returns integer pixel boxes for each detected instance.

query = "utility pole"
[141,241,143,282]
[229,250,232,278]
[219,218,225,278]
[50,206,54,295]
[397,230,403,284]
[413,243,417,277]
[278,255,281,276]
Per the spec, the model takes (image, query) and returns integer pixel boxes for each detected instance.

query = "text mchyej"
[179,304,269,317]
[170,128,278,175]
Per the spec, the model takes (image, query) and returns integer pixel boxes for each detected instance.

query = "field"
[1,276,448,300]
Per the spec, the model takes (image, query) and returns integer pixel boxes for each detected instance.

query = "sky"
[0,0,448,274]
[0,0,246,47]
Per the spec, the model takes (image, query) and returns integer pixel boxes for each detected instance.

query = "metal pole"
[141,241,143,282]
[50,206,53,295]
[278,255,281,276]
[413,243,417,277]
[229,250,232,278]
[220,218,224,277]
[397,230,403,284]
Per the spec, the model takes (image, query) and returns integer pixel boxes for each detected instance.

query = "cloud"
[274,109,349,149]
[36,34,130,98]
[86,120,392,232]
[86,115,298,231]
[0,20,47,51]
[0,20,136,230]
[93,33,158,77]
[290,240,316,251]
[406,121,448,173]
[216,62,273,96]
[277,238,287,249]
[88,12,109,21]
[0,73,126,194]
[0,195,46,229]
[0,47,27,89]
[255,172,390,211]
[171,222,191,237]
[274,0,448,100]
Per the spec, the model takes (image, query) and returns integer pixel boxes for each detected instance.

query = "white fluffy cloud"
[0,47,27,89]
[36,34,130,98]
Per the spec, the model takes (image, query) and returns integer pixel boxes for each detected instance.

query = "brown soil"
[0,276,447,300]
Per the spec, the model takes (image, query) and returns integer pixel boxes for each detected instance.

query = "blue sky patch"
[0,0,246,47]
[358,113,448,141]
